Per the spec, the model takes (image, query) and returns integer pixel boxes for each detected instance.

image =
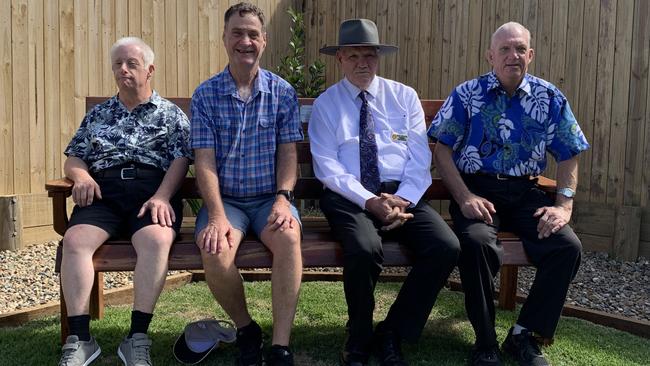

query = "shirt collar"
[342,76,380,101]
[487,71,531,96]
[221,65,270,98]
[113,90,160,111]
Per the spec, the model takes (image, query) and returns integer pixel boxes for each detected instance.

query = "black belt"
[463,172,531,181]
[92,163,165,180]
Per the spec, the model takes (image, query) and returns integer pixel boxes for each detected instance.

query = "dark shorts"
[68,165,183,239]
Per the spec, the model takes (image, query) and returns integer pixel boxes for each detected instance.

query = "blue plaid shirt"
[191,67,303,197]
[428,72,589,176]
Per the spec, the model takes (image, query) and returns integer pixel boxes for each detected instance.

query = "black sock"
[68,314,91,341]
[128,310,153,338]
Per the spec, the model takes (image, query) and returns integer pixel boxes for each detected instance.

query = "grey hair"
[110,37,155,67]
[490,22,531,49]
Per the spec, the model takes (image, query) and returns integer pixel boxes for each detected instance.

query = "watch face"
[558,188,575,198]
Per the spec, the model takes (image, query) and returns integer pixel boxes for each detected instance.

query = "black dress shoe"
[340,350,369,366]
[374,324,408,366]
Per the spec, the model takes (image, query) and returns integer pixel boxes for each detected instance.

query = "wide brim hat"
[319,18,398,56]
[173,319,236,365]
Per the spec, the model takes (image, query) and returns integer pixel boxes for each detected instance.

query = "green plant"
[277,7,326,98]
[186,166,202,215]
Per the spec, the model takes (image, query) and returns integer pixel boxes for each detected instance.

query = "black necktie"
[358,91,380,194]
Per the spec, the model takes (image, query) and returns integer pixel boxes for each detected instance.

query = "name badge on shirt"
[391,132,408,142]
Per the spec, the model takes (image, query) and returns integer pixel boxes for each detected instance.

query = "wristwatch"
[557,187,576,198]
[276,190,295,202]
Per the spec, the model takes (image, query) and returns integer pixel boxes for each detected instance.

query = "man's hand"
[366,194,414,231]
[534,205,572,239]
[197,216,235,254]
[380,194,414,231]
[459,192,496,224]
[137,195,175,227]
[267,197,296,232]
[71,176,102,207]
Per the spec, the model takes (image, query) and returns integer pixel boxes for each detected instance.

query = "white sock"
[512,324,527,335]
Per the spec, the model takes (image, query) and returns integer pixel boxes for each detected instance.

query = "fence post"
[0,195,23,251]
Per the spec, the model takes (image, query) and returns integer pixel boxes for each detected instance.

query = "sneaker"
[59,335,101,366]
[117,333,153,366]
[501,328,549,366]
[468,346,502,366]
[235,321,264,366]
[266,345,294,366]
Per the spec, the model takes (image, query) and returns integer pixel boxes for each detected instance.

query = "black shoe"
[235,321,264,366]
[340,349,369,366]
[468,346,502,366]
[373,323,407,366]
[266,345,294,366]
[501,328,549,366]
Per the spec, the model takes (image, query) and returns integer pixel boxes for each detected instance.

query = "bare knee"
[62,225,106,256]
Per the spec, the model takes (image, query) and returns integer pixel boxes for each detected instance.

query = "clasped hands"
[365,193,413,231]
[459,192,572,239]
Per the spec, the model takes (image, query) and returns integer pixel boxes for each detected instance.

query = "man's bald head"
[490,22,531,50]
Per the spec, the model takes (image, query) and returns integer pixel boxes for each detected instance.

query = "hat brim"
[319,44,398,56]
[173,332,217,365]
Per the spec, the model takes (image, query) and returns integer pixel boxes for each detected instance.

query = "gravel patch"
[1,241,648,322]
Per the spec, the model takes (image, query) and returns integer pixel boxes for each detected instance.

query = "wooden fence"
[0,0,648,259]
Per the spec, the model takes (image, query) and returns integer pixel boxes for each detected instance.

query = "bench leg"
[59,278,69,345]
[498,266,518,310]
[89,272,105,320]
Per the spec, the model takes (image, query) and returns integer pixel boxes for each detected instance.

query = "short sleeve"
[190,89,217,150]
[427,90,467,150]
[276,85,304,144]
[546,99,590,161]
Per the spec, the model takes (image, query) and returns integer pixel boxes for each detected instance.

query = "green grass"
[1,282,648,365]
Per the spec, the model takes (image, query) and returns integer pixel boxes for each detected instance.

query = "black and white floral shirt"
[64,91,191,172]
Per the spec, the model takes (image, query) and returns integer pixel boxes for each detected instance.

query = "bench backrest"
[85,96,449,200]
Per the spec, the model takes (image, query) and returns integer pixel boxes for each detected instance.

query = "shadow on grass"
[0,282,648,365]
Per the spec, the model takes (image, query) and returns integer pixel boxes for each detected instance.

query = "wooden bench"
[47,96,557,341]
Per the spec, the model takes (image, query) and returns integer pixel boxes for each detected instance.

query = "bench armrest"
[45,178,73,236]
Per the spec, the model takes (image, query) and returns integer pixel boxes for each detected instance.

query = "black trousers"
[320,187,460,350]
[450,175,582,348]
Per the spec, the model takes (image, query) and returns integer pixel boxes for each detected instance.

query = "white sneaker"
[58,335,101,366]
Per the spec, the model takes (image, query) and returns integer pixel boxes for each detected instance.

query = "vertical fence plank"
[88,0,103,95]
[153,0,166,95]
[626,0,649,207]
[28,0,45,192]
[607,0,633,205]
[165,0,178,96]
[590,0,616,203]
[176,0,189,97]
[1,0,14,194]
[129,0,142,35]
[101,0,116,96]
[187,0,200,94]
[576,0,600,198]
[74,0,88,133]
[11,0,29,194]
[60,0,76,160]
[521,0,538,75]
[45,0,61,182]
[116,0,128,38]
[563,0,584,119]
[465,0,483,80]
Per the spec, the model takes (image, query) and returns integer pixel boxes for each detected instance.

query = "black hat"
[319,19,398,56]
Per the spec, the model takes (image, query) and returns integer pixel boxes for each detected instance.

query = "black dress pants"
[320,187,460,351]
[450,175,582,349]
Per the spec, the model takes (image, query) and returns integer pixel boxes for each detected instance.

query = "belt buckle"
[495,173,509,180]
[120,167,136,180]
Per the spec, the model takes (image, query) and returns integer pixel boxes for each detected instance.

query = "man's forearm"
[63,156,91,182]
[276,143,298,191]
[154,157,190,200]
[555,156,579,210]
[194,149,227,218]
[433,144,472,203]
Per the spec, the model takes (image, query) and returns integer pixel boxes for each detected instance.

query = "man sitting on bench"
[428,22,589,366]
[308,19,460,366]
[58,37,191,366]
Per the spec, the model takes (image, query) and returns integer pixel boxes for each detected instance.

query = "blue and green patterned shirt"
[64,91,191,172]
[427,72,589,176]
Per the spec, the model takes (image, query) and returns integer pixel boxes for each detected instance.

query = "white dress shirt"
[308,76,432,209]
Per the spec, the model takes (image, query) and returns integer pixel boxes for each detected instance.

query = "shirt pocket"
[257,117,276,153]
